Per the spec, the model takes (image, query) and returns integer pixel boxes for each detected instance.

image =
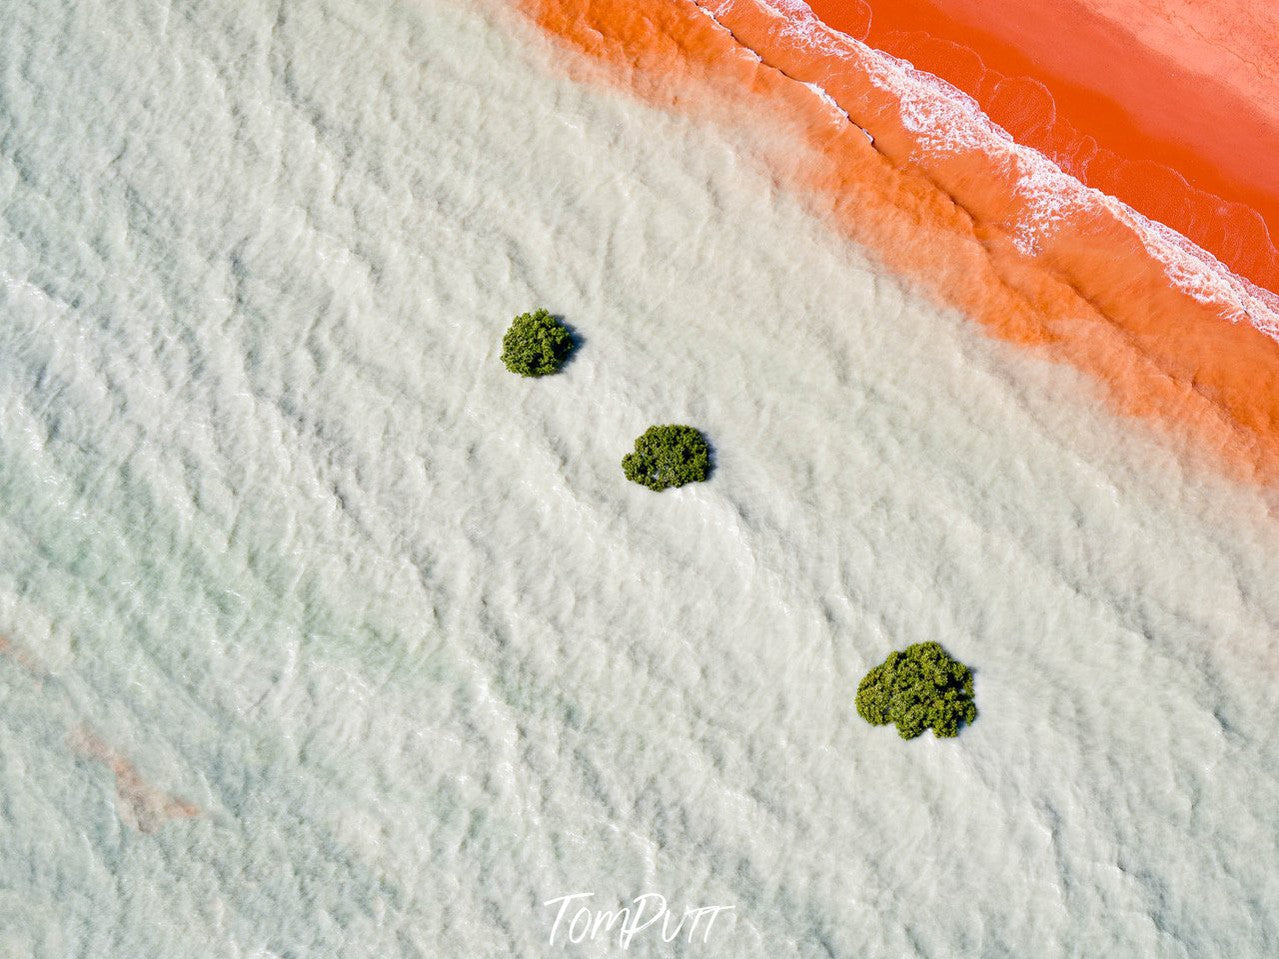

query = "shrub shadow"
[699,430,718,482]
[552,314,586,372]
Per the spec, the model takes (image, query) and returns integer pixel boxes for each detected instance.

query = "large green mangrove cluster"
[621,424,711,491]
[500,308,574,377]
[855,641,977,739]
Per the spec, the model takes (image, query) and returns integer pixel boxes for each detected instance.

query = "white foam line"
[733,0,1279,341]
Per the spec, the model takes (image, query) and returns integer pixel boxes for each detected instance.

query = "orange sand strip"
[808,0,1279,294]
[72,728,201,833]
[516,0,1279,484]
[0,634,48,677]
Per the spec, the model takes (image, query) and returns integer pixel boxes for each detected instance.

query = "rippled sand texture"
[2,0,1279,956]
[809,0,1279,294]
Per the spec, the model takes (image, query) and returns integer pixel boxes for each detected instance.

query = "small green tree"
[500,308,573,377]
[855,641,976,739]
[622,425,711,491]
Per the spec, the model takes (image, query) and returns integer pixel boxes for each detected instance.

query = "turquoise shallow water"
[2,0,1278,956]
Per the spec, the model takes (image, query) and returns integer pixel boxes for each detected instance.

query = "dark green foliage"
[501,308,573,377]
[622,425,711,491]
[855,641,977,739]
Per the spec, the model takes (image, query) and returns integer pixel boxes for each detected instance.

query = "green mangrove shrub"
[855,641,976,739]
[500,308,573,377]
[622,424,711,491]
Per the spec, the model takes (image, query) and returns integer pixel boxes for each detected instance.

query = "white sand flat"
[0,0,1276,956]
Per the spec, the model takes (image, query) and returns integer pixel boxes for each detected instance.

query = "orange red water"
[516,0,1279,486]
[808,0,1279,295]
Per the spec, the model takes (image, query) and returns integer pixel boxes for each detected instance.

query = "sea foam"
[748,0,1279,339]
